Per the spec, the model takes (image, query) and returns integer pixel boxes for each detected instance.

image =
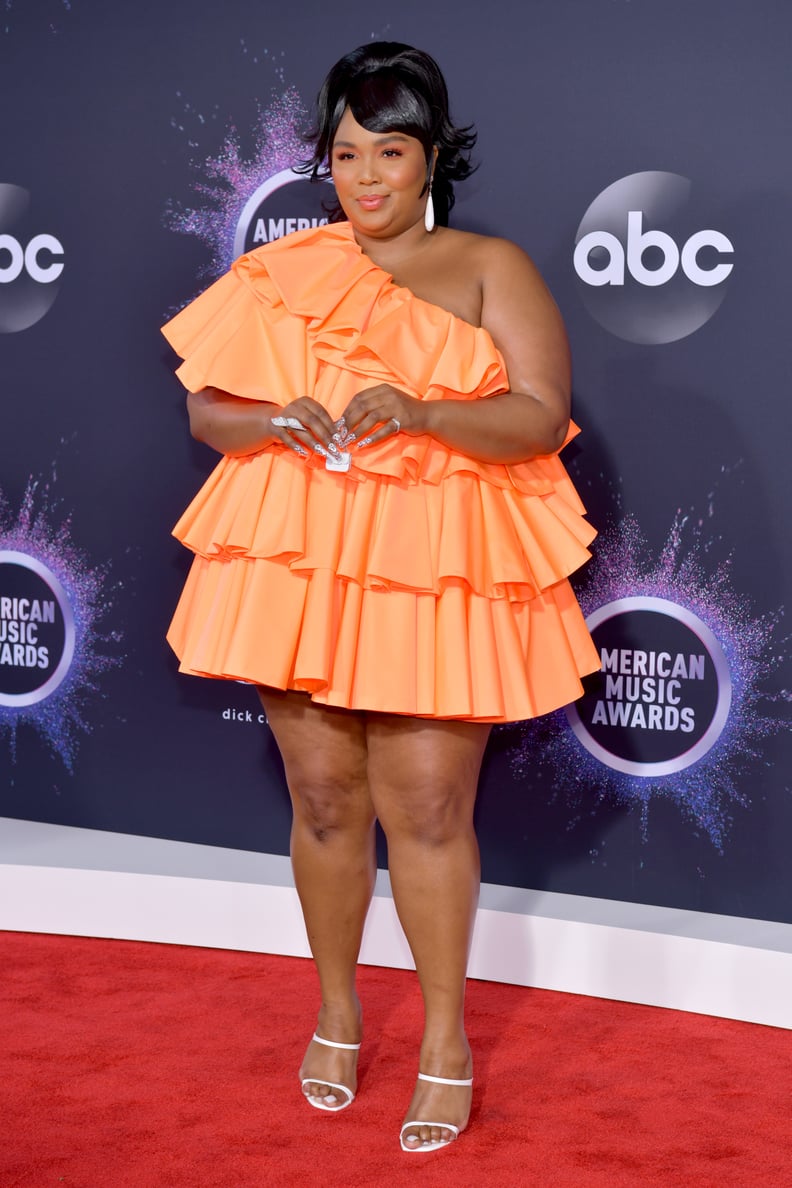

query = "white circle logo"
[573,171,734,344]
[566,596,732,776]
[0,551,75,707]
[234,168,329,256]
[0,184,65,333]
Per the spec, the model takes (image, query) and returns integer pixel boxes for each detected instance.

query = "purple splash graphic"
[0,477,122,770]
[501,503,788,852]
[164,86,308,280]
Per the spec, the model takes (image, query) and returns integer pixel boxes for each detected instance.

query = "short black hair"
[299,41,476,225]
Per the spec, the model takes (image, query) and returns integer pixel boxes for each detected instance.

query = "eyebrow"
[333,133,411,148]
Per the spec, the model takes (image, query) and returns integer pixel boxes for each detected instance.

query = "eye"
[333,151,356,162]
[382,148,403,158]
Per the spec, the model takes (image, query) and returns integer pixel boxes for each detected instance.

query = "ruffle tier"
[168,552,597,721]
[162,223,599,721]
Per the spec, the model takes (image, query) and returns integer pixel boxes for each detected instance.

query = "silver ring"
[272,415,305,431]
[390,417,401,433]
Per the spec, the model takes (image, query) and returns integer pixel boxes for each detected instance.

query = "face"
[330,107,431,237]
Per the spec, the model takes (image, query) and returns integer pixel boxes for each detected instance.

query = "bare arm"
[186,388,336,457]
[186,388,277,456]
[426,239,571,461]
[344,238,572,464]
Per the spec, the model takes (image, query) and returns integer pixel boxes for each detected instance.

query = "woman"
[162,42,599,1152]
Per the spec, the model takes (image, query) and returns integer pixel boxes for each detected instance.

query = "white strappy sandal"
[399,1071,473,1152]
[300,1033,361,1113]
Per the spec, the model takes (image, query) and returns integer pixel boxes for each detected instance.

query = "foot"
[400,1044,473,1152]
[299,1004,362,1112]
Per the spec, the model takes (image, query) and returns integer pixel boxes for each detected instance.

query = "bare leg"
[259,688,376,1108]
[366,715,490,1147]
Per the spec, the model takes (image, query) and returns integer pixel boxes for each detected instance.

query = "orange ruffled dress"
[161,222,599,722]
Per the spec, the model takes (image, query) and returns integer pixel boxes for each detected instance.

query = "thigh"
[258,687,371,807]
[365,714,491,834]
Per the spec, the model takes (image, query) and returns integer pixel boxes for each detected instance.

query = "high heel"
[300,1033,361,1112]
[399,1072,473,1151]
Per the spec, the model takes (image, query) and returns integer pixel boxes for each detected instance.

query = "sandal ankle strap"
[417,1071,473,1087]
[312,1032,361,1051]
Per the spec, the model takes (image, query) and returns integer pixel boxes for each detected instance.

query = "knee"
[289,769,373,843]
[377,782,471,848]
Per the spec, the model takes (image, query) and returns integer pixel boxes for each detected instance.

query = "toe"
[402,1122,455,1150]
[299,1030,359,1107]
[303,1079,350,1110]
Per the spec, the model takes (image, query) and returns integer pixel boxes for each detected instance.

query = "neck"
[353,219,437,271]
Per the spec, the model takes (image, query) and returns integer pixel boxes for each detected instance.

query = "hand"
[341,385,426,450]
[269,397,337,459]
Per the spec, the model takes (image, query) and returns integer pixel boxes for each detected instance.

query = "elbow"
[185,391,209,444]
[545,411,570,454]
[513,388,570,458]
[188,416,208,445]
[527,404,569,457]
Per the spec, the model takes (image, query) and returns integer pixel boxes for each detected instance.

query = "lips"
[357,195,386,210]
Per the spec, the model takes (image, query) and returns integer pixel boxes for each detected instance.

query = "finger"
[344,407,392,443]
[290,413,335,446]
[283,427,347,464]
[271,415,307,432]
[338,406,367,438]
[355,417,402,450]
[271,431,309,457]
[276,430,343,463]
[269,426,309,457]
[274,408,333,448]
[340,390,386,435]
[269,410,328,458]
[284,399,336,444]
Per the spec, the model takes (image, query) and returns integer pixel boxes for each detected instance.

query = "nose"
[357,154,380,185]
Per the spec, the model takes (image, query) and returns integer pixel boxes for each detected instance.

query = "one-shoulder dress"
[161,221,599,723]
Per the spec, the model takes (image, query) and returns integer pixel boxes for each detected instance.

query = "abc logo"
[0,183,64,333]
[574,172,734,344]
[0,233,64,284]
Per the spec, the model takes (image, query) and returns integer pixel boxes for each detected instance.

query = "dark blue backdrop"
[1,0,789,922]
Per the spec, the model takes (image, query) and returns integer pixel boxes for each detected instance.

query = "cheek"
[390,159,428,190]
[330,170,357,206]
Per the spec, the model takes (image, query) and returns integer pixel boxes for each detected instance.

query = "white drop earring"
[424,186,435,233]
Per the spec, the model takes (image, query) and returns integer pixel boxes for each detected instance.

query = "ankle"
[316,996,362,1042]
[418,1034,472,1078]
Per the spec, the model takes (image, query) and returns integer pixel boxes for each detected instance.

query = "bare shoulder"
[399,229,552,328]
[439,228,548,291]
[462,232,570,395]
[474,233,548,285]
[426,229,570,405]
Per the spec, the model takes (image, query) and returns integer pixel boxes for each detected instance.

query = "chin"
[351,214,392,234]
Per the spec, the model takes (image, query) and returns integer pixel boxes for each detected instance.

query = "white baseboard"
[2,818,791,1030]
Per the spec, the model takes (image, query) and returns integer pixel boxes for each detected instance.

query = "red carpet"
[2,932,791,1186]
